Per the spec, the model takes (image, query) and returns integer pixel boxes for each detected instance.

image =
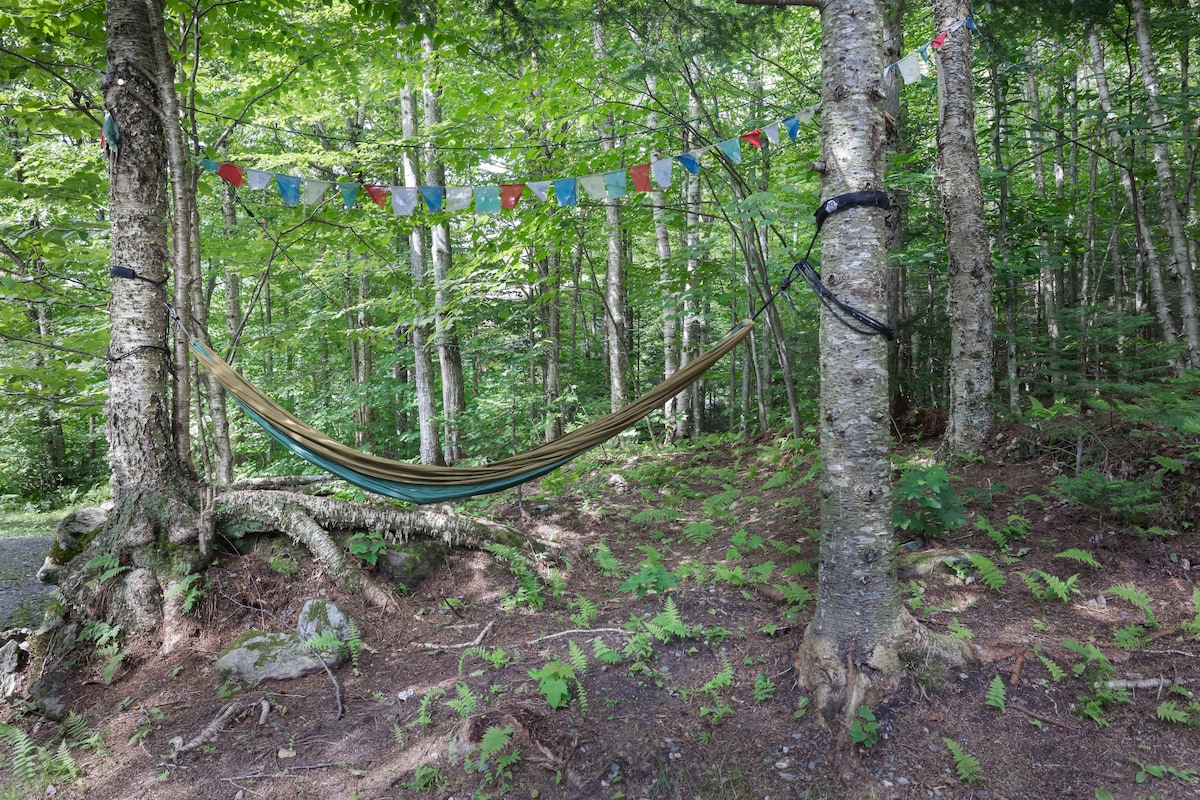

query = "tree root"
[170,701,242,754]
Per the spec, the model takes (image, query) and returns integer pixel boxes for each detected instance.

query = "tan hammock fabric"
[191,318,753,502]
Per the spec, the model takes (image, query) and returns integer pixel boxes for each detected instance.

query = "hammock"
[191,318,754,504]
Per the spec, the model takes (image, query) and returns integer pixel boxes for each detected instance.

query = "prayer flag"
[446,187,472,212]
[419,186,444,212]
[740,129,762,150]
[763,122,780,146]
[199,158,220,173]
[337,181,360,209]
[966,15,976,29]
[275,174,301,206]
[500,183,525,209]
[717,137,742,163]
[247,169,272,190]
[603,169,626,199]
[527,180,552,201]
[675,152,700,174]
[391,186,418,216]
[897,51,921,84]
[553,178,578,207]
[364,184,388,209]
[579,174,607,200]
[930,30,948,49]
[217,163,245,186]
[474,185,501,215]
[304,179,332,205]
[798,105,819,123]
[630,163,651,193]
[783,116,800,142]
[651,157,673,187]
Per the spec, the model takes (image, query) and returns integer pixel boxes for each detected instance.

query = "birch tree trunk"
[55,0,206,639]
[423,26,467,462]
[1131,0,1200,366]
[936,0,994,456]
[401,86,444,466]
[793,0,967,728]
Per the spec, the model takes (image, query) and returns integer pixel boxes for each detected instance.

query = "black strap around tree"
[108,264,179,371]
[752,191,895,340]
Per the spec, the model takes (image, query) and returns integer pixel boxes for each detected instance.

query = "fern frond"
[631,507,682,525]
[1038,654,1066,682]
[648,597,687,642]
[1156,700,1193,725]
[0,723,39,785]
[772,581,812,609]
[1105,583,1158,628]
[762,469,793,491]
[682,520,718,546]
[966,552,1007,592]
[985,674,1007,712]
[703,487,741,514]
[567,639,588,676]
[592,637,622,665]
[1055,548,1101,568]
[943,737,983,783]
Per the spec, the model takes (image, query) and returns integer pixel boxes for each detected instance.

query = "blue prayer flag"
[419,186,445,213]
[603,169,626,199]
[783,116,800,143]
[553,178,578,207]
[474,185,501,215]
[276,174,302,206]
[675,153,700,174]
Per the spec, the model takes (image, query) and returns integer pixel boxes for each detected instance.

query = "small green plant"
[631,506,682,525]
[1019,570,1081,602]
[794,696,810,719]
[592,637,622,665]
[468,725,522,791]
[1105,583,1159,628]
[964,551,1007,591]
[682,520,718,546]
[1062,640,1130,726]
[975,513,1029,552]
[1183,588,1200,639]
[1129,757,1197,786]
[403,764,448,792]
[947,618,974,639]
[164,569,206,615]
[1156,697,1200,726]
[347,530,388,567]
[569,596,598,627]
[893,463,967,539]
[752,672,776,704]
[619,546,679,598]
[444,682,478,717]
[700,655,734,697]
[415,687,447,727]
[459,646,513,674]
[76,620,128,685]
[590,540,621,576]
[985,674,1007,712]
[1037,653,1066,682]
[645,597,688,642]
[1055,548,1101,569]
[848,706,880,748]
[486,543,560,610]
[943,737,983,783]
[83,552,129,584]
[528,659,578,709]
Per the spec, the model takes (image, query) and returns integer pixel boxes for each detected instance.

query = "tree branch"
[735,0,822,8]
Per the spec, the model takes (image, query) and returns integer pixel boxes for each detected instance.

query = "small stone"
[775,760,790,770]
[778,773,796,782]
[277,748,296,759]
[928,743,940,753]
[898,777,910,785]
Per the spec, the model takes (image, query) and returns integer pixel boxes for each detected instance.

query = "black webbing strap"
[108,264,180,371]
[754,191,895,339]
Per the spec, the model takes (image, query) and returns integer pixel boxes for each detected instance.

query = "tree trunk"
[537,252,565,443]
[56,0,205,640]
[401,85,444,466]
[793,0,968,729]
[422,26,467,462]
[936,0,994,456]
[1023,44,1061,384]
[1131,0,1200,366]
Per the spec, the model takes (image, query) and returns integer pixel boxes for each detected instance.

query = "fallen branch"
[171,701,243,754]
[417,619,496,650]
[1009,651,1030,685]
[311,652,343,720]
[1095,677,1177,693]
[1009,703,1076,731]
[528,627,628,645]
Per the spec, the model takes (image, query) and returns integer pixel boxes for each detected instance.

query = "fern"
[0,723,39,785]
[1113,624,1149,650]
[567,640,588,677]
[647,597,687,642]
[631,507,682,525]
[1055,548,1101,568]
[966,551,1007,592]
[83,553,129,585]
[753,672,776,704]
[985,675,1007,712]
[1105,583,1159,628]
[101,650,127,685]
[592,637,622,665]
[570,596,598,627]
[1038,654,1066,682]
[415,687,446,726]
[1156,700,1195,725]
[701,655,734,697]
[772,581,813,609]
[1185,587,1200,638]
[590,541,621,576]
[762,469,793,491]
[445,682,478,717]
[682,520,718,546]
[942,738,983,783]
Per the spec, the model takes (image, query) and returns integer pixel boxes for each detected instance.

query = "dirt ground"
[2,425,1198,800]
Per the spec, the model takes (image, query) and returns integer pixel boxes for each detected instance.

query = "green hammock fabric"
[191,318,753,504]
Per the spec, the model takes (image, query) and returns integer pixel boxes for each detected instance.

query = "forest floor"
[1,422,1199,800]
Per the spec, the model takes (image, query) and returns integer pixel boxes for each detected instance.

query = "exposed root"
[416,619,495,651]
[170,701,243,755]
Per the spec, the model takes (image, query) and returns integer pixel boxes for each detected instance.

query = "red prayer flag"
[500,183,525,210]
[363,184,388,208]
[740,129,763,150]
[630,163,651,193]
[216,163,246,187]
[930,30,948,49]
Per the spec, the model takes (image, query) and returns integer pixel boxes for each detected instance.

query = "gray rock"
[0,639,27,698]
[296,598,353,647]
[215,631,343,684]
[26,674,70,720]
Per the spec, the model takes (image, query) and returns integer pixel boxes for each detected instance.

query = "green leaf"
[985,674,1007,712]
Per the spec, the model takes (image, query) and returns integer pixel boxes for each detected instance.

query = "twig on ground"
[527,627,627,645]
[1095,677,1177,693]
[1009,703,1076,731]
[1009,651,1030,685]
[416,619,495,650]
[1142,649,1199,658]
[312,653,343,720]
[172,701,243,754]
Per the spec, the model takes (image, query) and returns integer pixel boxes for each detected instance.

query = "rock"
[26,674,70,720]
[215,631,336,684]
[383,542,443,589]
[38,502,112,584]
[0,638,27,698]
[216,598,355,684]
